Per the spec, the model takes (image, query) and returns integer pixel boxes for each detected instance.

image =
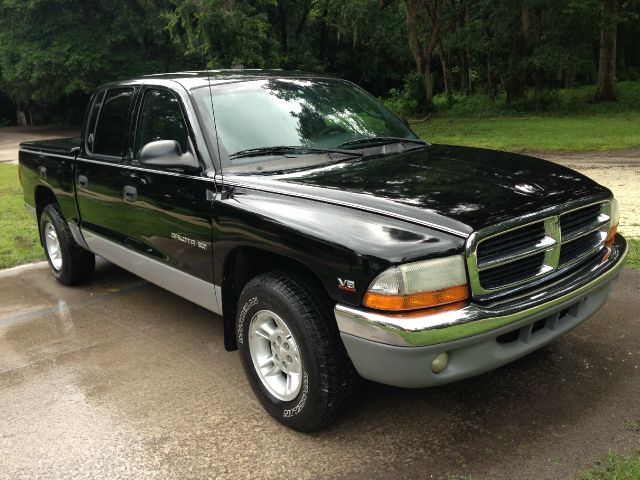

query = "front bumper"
[335,234,627,388]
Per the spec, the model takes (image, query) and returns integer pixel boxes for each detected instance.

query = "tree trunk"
[486,50,496,102]
[439,44,453,105]
[460,49,471,96]
[423,61,434,105]
[391,0,443,110]
[533,70,544,102]
[595,0,618,101]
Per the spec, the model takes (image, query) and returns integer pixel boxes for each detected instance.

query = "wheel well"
[34,186,58,243]
[221,246,329,351]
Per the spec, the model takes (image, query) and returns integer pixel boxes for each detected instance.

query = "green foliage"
[382,72,428,117]
[578,451,640,479]
[0,164,43,269]
[627,239,640,270]
[0,0,640,121]
[0,0,188,108]
[165,0,279,69]
[424,81,640,118]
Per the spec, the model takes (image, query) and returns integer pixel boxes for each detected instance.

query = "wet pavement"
[1,261,639,479]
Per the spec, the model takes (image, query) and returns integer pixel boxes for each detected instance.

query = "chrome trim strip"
[19,148,75,161]
[20,148,218,182]
[336,235,627,347]
[75,157,217,182]
[217,175,468,238]
[82,229,222,315]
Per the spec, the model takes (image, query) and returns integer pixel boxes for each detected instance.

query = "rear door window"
[85,90,105,154]
[92,88,134,159]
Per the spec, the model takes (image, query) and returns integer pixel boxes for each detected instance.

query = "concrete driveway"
[1,260,639,479]
[0,126,79,163]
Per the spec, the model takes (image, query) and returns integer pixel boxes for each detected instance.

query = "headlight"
[606,198,620,247]
[363,255,469,311]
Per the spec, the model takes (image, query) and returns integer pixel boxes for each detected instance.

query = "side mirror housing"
[138,140,200,173]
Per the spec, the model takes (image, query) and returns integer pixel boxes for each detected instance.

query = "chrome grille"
[467,201,611,298]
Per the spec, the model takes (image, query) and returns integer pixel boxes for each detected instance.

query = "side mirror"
[138,140,200,173]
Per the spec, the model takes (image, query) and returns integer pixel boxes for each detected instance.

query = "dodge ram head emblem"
[337,278,356,292]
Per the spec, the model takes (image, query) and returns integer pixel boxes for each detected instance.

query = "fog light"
[431,352,448,374]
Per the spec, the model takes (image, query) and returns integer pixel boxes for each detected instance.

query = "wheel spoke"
[258,356,274,369]
[254,329,271,341]
[263,364,281,377]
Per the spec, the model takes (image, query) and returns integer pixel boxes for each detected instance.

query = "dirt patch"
[539,151,640,238]
[0,126,80,163]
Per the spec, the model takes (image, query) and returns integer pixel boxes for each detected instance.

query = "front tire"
[237,271,355,432]
[39,204,95,286]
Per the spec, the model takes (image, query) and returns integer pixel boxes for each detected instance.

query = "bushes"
[382,72,428,118]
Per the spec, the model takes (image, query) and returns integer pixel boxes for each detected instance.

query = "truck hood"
[223,144,610,237]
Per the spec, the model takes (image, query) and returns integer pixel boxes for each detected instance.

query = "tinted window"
[93,88,134,158]
[85,90,105,153]
[135,89,188,156]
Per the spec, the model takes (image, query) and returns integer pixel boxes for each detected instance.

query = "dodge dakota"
[19,71,627,431]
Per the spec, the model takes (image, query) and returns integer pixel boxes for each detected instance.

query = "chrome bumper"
[335,234,627,348]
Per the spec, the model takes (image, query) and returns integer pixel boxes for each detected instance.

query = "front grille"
[468,202,611,296]
[477,222,546,259]
[560,204,602,239]
[559,231,603,266]
[478,253,546,290]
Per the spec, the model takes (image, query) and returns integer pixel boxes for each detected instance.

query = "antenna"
[204,50,223,179]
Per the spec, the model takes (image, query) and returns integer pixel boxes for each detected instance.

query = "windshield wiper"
[338,136,428,148]
[229,145,362,160]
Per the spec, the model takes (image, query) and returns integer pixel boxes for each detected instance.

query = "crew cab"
[19,71,627,431]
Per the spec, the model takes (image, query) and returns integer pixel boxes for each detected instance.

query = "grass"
[627,239,640,270]
[409,81,640,152]
[578,451,640,480]
[0,163,44,269]
[414,113,640,152]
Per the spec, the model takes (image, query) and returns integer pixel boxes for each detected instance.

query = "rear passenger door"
[76,87,135,243]
[121,86,215,285]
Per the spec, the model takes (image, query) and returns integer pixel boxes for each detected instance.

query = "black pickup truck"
[19,71,627,431]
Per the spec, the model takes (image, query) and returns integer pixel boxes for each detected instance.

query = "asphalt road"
[1,261,639,480]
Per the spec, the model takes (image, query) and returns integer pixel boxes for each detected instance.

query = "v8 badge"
[337,278,356,292]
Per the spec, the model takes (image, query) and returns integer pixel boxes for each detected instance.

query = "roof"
[101,69,339,91]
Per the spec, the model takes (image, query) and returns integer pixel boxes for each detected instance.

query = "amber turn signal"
[605,225,617,249]
[363,284,469,311]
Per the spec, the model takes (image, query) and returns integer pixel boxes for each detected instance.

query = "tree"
[595,0,619,101]
[0,0,184,124]
[381,0,446,109]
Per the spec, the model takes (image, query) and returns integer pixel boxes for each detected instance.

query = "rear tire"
[39,204,95,286]
[236,270,355,432]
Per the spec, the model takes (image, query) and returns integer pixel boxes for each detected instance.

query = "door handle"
[123,185,137,203]
[78,175,88,187]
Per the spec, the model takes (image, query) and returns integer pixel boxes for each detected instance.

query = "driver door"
[120,87,215,289]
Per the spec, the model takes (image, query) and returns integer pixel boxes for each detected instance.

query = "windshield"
[194,78,420,172]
